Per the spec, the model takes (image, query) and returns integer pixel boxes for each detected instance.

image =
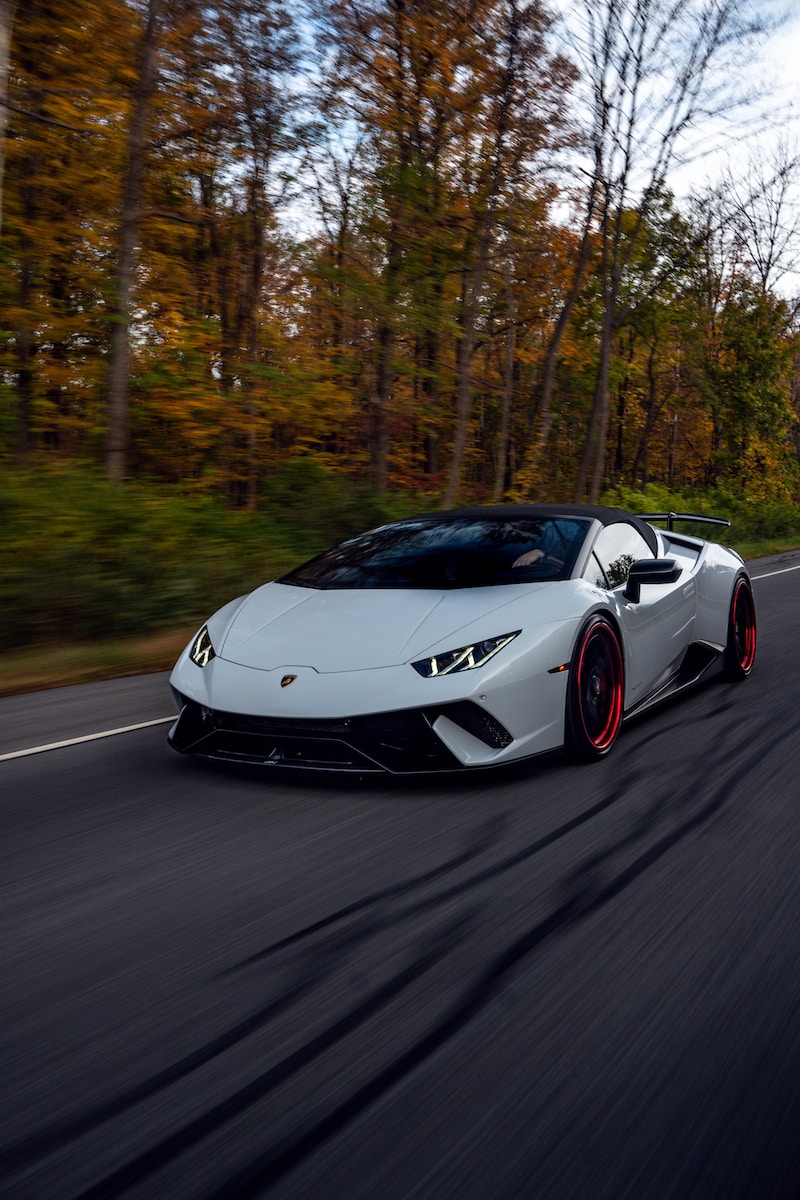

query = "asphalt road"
[2,552,800,1200]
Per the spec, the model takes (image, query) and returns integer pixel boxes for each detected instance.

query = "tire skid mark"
[0,916,376,1176]
[220,813,509,971]
[225,781,639,974]
[69,909,479,1200]
[0,819,508,1175]
[307,777,644,968]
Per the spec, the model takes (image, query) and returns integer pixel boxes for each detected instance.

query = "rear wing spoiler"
[638,512,731,531]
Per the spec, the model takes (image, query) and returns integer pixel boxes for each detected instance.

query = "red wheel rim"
[576,622,624,750]
[732,579,756,672]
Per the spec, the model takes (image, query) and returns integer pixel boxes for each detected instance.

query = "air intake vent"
[434,701,513,748]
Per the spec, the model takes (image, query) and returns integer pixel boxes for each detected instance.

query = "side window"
[587,523,654,589]
[583,551,608,589]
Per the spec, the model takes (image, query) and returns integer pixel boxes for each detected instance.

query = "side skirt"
[625,641,723,720]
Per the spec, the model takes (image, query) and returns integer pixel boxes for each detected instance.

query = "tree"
[3,0,797,511]
[104,0,304,489]
[442,0,574,507]
[0,0,16,241]
[313,0,473,489]
[3,0,132,459]
[720,140,800,297]
[313,0,575,498]
[202,0,302,504]
[561,0,766,502]
[708,280,795,494]
[105,0,164,482]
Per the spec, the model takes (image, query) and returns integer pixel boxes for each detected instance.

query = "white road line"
[751,563,800,581]
[0,716,175,763]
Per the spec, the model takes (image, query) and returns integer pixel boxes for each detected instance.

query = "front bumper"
[168,696,515,773]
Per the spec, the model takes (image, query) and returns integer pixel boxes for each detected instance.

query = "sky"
[670,1,800,297]
[666,1,800,197]
[547,0,800,297]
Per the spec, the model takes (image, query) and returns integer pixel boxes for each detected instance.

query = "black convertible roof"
[401,503,660,556]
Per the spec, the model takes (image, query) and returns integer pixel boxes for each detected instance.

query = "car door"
[585,521,696,704]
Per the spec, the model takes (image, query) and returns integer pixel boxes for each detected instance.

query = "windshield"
[279,517,591,590]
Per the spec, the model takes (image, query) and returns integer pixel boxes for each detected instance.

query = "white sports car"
[168,504,756,773]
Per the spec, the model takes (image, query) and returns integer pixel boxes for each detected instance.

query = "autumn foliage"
[1,0,798,509]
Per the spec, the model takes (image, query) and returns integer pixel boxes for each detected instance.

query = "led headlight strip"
[189,625,216,668]
[412,631,520,678]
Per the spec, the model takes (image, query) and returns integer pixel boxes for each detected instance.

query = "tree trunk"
[15,219,33,457]
[371,220,402,491]
[521,170,600,489]
[0,0,17,242]
[631,343,659,486]
[492,257,516,501]
[443,290,475,508]
[574,206,616,503]
[105,0,162,482]
[574,312,613,502]
[245,193,264,510]
[442,230,492,509]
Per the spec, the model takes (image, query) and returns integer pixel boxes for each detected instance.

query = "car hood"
[216,581,548,672]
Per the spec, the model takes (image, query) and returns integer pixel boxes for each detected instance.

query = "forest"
[2,0,800,665]
[3,0,800,502]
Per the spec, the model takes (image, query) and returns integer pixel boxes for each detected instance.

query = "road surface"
[2,552,800,1199]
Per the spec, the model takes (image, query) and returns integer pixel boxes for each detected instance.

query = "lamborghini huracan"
[167,504,756,772]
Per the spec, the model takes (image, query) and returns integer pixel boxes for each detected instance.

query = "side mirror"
[624,558,682,603]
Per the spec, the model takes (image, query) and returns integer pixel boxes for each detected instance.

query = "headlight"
[412,631,520,678]
[189,625,216,668]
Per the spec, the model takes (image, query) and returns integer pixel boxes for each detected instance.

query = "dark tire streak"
[0,702,761,1195]
[69,910,479,1200]
[221,814,509,970]
[0,917,375,1175]
[1,815,510,1173]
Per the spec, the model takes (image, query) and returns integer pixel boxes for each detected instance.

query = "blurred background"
[2,0,800,689]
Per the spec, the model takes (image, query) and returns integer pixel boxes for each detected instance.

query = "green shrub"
[264,457,401,550]
[1,464,289,648]
[602,482,800,546]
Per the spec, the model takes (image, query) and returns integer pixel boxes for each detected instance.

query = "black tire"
[566,616,624,761]
[724,575,756,680]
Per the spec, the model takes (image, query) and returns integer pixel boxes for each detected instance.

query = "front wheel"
[566,616,624,761]
[724,575,756,679]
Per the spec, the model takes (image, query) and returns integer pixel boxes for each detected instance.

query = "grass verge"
[0,628,197,698]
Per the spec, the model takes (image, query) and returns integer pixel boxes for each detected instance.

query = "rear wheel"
[724,575,756,679]
[566,616,624,761]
